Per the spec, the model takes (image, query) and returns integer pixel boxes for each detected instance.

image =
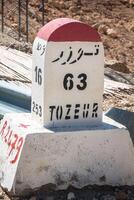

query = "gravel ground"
[1,185,134,200]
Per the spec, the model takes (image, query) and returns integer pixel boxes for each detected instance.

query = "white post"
[32,18,104,128]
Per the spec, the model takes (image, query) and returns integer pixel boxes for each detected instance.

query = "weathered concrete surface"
[0,113,134,195]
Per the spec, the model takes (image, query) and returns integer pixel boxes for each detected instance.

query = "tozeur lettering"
[49,103,98,121]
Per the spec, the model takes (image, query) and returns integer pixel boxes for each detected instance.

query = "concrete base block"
[0,113,134,195]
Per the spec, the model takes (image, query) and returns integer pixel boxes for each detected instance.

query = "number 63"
[63,73,87,90]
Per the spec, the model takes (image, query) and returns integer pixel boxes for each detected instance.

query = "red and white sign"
[32,18,104,128]
[0,120,24,164]
[0,115,26,191]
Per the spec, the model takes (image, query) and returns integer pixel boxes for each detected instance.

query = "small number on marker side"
[35,66,42,85]
[32,101,42,117]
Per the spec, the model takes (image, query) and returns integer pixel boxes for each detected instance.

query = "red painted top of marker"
[37,18,101,42]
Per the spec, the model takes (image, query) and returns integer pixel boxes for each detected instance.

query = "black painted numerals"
[35,66,42,85]
[63,73,74,90]
[32,101,42,117]
[63,73,87,90]
[77,73,87,90]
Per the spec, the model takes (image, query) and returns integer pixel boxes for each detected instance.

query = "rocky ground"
[0,0,134,72]
[0,0,134,199]
[1,185,134,200]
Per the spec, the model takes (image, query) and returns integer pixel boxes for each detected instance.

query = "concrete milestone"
[0,18,134,196]
[32,18,104,128]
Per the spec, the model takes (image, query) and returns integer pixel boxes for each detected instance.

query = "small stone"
[67,192,76,200]
[100,194,116,200]
[129,25,134,32]
[116,191,127,200]
[98,24,108,34]
[106,28,118,38]
[46,196,54,200]
[105,59,130,73]
[0,192,4,199]
[74,0,82,5]
[126,41,133,48]
[11,23,17,28]
[93,22,102,30]
[127,190,134,200]
[29,197,36,200]
[69,6,78,12]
